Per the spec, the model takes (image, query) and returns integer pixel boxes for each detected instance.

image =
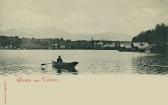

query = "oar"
[41,63,52,66]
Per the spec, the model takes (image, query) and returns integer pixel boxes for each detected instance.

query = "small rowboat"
[52,61,78,70]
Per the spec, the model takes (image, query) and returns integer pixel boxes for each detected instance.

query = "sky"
[0,0,168,40]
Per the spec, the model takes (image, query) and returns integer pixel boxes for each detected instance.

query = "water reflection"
[53,68,78,75]
[132,54,168,74]
[40,64,78,75]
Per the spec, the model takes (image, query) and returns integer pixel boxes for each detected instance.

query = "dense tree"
[132,23,168,44]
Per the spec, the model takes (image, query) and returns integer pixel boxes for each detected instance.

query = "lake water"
[0,50,168,76]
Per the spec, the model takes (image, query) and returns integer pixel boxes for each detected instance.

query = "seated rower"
[57,56,63,63]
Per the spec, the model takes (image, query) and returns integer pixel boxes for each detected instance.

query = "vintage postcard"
[0,0,168,105]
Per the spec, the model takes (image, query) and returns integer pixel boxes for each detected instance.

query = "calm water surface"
[0,50,168,75]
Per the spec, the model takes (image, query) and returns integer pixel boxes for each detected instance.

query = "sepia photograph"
[0,0,168,105]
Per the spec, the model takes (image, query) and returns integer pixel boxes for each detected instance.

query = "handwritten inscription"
[0,81,7,104]
[42,76,58,82]
[17,77,32,83]
[4,81,6,104]
[17,76,59,83]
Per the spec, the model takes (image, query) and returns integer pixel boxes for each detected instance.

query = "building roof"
[103,43,115,48]
[133,42,150,49]
[119,42,132,48]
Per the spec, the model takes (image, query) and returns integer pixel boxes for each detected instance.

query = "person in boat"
[57,56,63,63]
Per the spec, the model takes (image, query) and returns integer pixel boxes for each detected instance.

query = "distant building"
[103,42,116,50]
[132,42,150,52]
[94,41,103,49]
[51,44,58,49]
[60,45,66,49]
[118,41,132,51]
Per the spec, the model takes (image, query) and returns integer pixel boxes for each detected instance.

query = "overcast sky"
[0,0,168,40]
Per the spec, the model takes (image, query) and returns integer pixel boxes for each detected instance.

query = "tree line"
[0,36,116,49]
[132,23,168,44]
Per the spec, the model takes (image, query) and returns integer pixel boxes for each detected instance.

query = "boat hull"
[52,61,78,70]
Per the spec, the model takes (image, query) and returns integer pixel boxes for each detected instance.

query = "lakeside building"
[94,41,103,49]
[118,41,132,51]
[132,42,150,52]
[103,42,116,50]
